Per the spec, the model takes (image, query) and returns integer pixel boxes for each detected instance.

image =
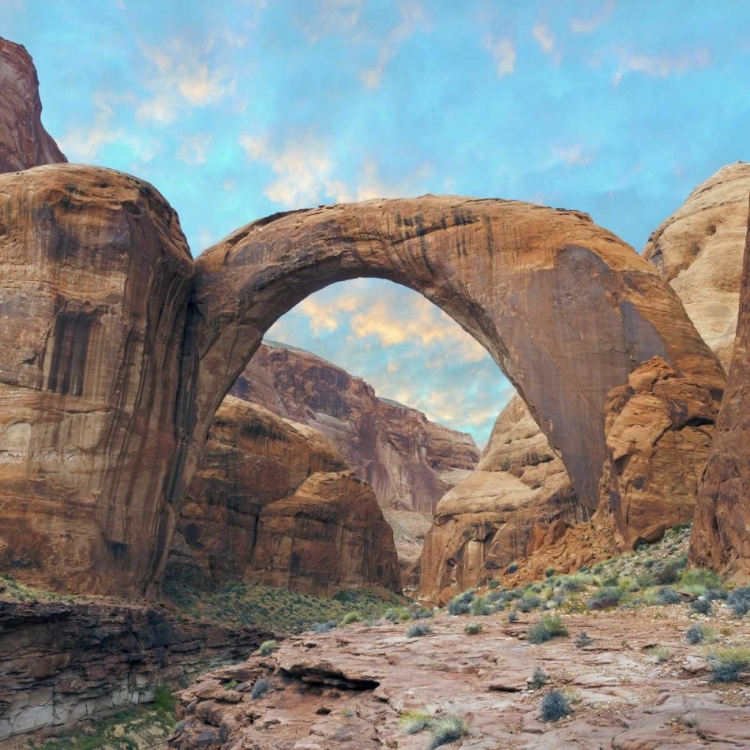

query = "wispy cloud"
[136,39,232,124]
[570,0,616,33]
[298,0,364,43]
[485,36,516,77]
[360,2,427,88]
[533,23,555,55]
[176,133,213,165]
[613,46,711,85]
[551,144,594,166]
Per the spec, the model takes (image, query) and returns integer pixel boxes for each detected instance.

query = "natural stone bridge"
[0,164,726,594]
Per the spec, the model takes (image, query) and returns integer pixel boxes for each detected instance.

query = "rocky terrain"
[644,162,750,370]
[0,586,271,743]
[169,527,750,749]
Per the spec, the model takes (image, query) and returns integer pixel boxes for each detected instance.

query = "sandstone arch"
[0,167,725,594]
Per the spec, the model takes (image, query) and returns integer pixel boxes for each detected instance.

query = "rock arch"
[0,167,725,594]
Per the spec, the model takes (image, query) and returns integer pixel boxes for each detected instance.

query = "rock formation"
[689,195,750,578]
[644,162,750,369]
[0,38,66,174]
[247,471,402,595]
[418,395,583,600]
[0,597,271,742]
[0,164,194,595]
[0,165,724,595]
[232,341,480,514]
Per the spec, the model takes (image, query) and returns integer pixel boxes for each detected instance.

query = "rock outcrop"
[689,195,750,578]
[247,471,402,595]
[166,396,348,590]
[232,341,480,514]
[644,162,750,369]
[419,395,583,599]
[0,597,270,742]
[0,38,66,174]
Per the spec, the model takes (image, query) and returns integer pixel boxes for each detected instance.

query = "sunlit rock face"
[0,164,193,595]
[644,162,750,370]
[690,196,750,579]
[0,38,66,173]
[418,395,583,600]
[232,341,480,514]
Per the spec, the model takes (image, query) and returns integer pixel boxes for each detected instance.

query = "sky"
[4,0,750,446]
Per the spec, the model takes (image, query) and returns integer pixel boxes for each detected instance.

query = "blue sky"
[4,0,750,445]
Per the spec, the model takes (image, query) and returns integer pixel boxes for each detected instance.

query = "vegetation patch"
[527,614,568,644]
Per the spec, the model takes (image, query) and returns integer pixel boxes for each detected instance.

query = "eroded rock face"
[419,395,582,599]
[0,165,193,595]
[166,396,348,590]
[232,341,480,513]
[0,38,66,174]
[689,197,750,578]
[644,162,750,369]
[247,471,402,595]
[0,598,270,742]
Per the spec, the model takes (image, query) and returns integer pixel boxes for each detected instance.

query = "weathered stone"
[247,471,401,595]
[0,38,66,174]
[644,162,750,369]
[418,395,583,597]
[233,341,480,514]
[689,196,750,577]
[0,164,193,595]
[166,396,347,590]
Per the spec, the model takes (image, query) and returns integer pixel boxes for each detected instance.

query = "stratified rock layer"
[644,162,750,369]
[0,598,270,742]
[0,165,193,594]
[689,197,750,578]
[166,396,349,591]
[232,342,480,514]
[419,395,582,599]
[247,471,402,595]
[0,38,66,173]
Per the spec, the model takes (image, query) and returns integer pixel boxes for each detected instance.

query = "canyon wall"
[167,396,400,595]
[232,341,480,514]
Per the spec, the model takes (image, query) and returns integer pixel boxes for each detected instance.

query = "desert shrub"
[407,623,432,638]
[340,611,361,625]
[313,621,337,633]
[258,640,278,657]
[427,715,468,749]
[546,567,556,578]
[651,645,672,663]
[655,564,679,585]
[705,587,728,602]
[680,568,721,588]
[448,590,475,616]
[516,595,543,613]
[540,689,572,722]
[529,665,549,690]
[251,679,271,700]
[507,611,519,623]
[410,606,434,620]
[587,587,623,610]
[575,631,593,648]
[727,586,750,617]
[685,623,715,645]
[400,710,432,734]
[635,572,657,588]
[560,575,588,592]
[656,587,681,606]
[527,614,568,644]
[707,646,750,682]
[691,598,712,615]
[342,707,354,717]
[464,622,483,635]
[507,562,518,574]
[602,575,619,587]
[470,596,491,616]
[488,579,500,589]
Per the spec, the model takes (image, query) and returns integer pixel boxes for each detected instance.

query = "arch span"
[177,196,724,532]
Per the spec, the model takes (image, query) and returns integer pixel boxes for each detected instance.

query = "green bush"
[448,590,475,616]
[529,665,549,690]
[470,596,491,616]
[707,646,750,682]
[251,678,271,700]
[685,623,715,644]
[587,587,622,610]
[340,611,361,626]
[400,710,432,734]
[464,622,483,635]
[575,631,593,647]
[258,640,278,657]
[427,715,468,749]
[540,689,572,722]
[727,586,750,616]
[527,614,568,644]
[516,595,543,613]
[406,623,432,638]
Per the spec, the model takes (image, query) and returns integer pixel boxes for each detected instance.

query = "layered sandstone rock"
[419,395,583,599]
[644,162,750,369]
[0,164,193,595]
[0,38,66,174]
[689,196,750,578]
[0,597,270,742]
[232,341,480,513]
[247,471,402,595]
[166,396,348,590]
